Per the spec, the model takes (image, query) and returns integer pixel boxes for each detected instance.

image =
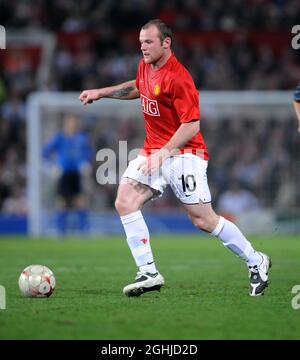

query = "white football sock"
[212,216,262,266]
[120,211,157,274]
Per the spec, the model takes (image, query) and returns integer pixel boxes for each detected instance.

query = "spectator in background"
[293,81,300,133]
[217,180,260,222]
[43,114,93,235]
[2,183,27,216]
[275,167,298,210]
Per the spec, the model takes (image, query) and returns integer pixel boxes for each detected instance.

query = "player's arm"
[138,121,200,175]
[79,80,139,105]
[163,121,200,154]
[160,74,201,157]
[293,81,300,133]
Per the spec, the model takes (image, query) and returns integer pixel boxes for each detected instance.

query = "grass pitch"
[0,234,300,340]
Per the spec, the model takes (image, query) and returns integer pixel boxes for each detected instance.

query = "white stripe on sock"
[120,210,143,225]
[211,216,225,236]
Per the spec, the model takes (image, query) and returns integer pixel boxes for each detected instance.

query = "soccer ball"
[18,265,56,298]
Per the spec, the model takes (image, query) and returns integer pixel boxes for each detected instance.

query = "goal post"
[26,91,294,236]
[27,93,142,236]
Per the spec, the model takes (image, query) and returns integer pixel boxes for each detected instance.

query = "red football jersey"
[136,53,209,160]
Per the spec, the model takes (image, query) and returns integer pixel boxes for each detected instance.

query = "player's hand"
[79,89,101,105]
[138,149,170,175]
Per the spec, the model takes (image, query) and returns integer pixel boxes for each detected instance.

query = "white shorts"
[121,154,211,204]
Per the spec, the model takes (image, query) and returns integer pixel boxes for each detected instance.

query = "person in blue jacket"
[43,114,93,234]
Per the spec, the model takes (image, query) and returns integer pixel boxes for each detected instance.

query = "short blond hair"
[142,19,173,46]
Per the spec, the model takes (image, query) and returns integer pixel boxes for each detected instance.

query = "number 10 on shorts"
[179,174,196,192]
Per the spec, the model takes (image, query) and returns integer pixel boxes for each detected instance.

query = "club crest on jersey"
[140,94,160,116]
[154,84,160,96]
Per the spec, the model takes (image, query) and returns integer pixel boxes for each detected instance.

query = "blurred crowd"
[204,115,300,213]
[1,0,299,31]
[0,0,300,216]
[51,31,299,93]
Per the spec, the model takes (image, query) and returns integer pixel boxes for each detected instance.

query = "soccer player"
[293,81,300,133]
[79,19,271,297]
[43,114,93,235]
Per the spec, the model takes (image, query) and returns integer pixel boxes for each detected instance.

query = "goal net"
[27,91,297,236]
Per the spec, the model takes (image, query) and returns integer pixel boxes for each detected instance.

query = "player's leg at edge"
[183,202,271,296]
[115,178,165,297]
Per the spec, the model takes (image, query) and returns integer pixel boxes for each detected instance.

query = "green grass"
[0,234,300,339]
